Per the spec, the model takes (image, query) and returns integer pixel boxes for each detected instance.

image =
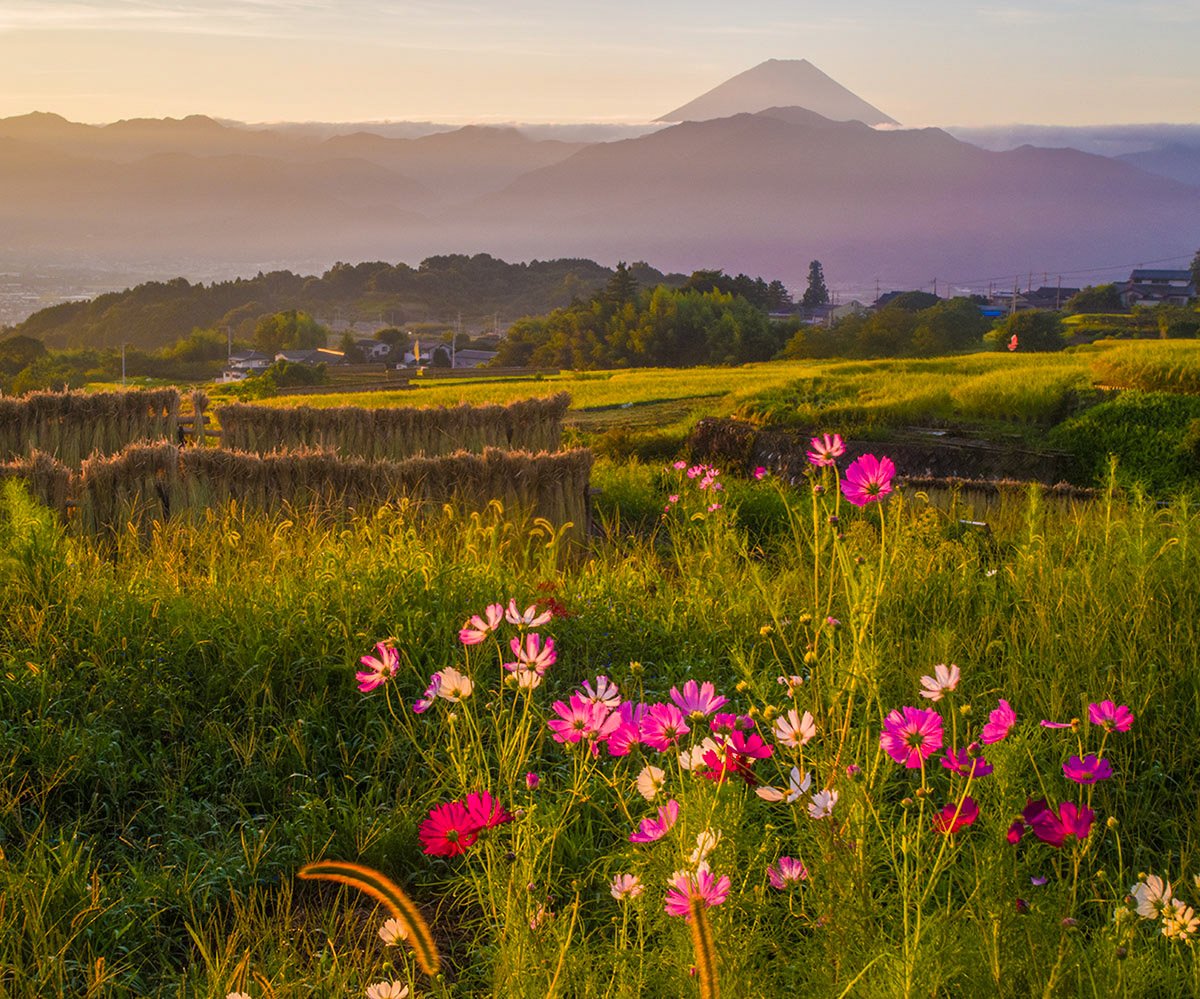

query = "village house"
[1120,269,1197,307]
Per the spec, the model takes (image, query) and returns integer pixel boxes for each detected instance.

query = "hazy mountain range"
[0,59,1196,299]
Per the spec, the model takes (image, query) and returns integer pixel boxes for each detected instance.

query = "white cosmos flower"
[636,765,666,800]
[1131,875,1173,919]
[918,663,961,701]
[808,788,838,820]
[755,766,812,803]
[437,666,473,701]
[688,829,722,866]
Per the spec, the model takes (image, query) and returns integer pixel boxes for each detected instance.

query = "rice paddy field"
[4,339,1200,996]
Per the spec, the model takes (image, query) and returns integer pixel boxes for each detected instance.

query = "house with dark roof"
[1120,269,1196,307]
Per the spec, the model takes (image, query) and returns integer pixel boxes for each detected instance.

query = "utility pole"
[1056,275,1063,310]
[121,343,126,387]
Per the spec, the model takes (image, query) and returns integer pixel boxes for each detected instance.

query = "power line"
[940,250,1195,291]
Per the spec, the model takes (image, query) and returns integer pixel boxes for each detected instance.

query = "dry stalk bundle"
[214,393,570,461]
[0,388,179,468]
[77,440,180,536]
[0,450,72,516]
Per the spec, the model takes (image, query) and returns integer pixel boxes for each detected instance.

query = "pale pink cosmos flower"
[503,634,556,687]
[379,918,408,945]
[808,788,838,820]
[688,829,722,866]
[1088,700,1134,733]
[841,454,895,507]
[664,867,731,919]
[880,706,944,768]
[806,433,846,467]
[773,709,817,748]
[610,873,644,900]
[459,603,505,645]
[505,599,552,628]
[636,764,666,800]
[767,856,808,890]
[678,737,721,771]
[436,666,473,702]
[227,994,252,999]
[412,672,442,713]
[1162,900,1200,941]
[707,502,722,513]
[356,642,399,693]
[918,663,960,702]
[1131,875,1173,919]
[579,675,622,708]
[366,982,410,999]
[629,799,680,843]
[640,702,691,751]
[981,699,1017,744]
[669,680,728,720]
[756,766,811,803]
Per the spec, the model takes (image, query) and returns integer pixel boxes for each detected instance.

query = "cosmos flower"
[1162,900,1200,941]
[610,873,644,900]
[918,663,960,701]
[932,796,980,834]
[578,675,622,708]
[808,788,838,820]
[636,765,666,800]
[525,772,540,790]
[840,454,895,506]
[640,703,691,751]
[504,600,552,628]
[436,666,473,702]
[941,745,993,779]
[356,642,399,693]
[767,856,809,890]
[412,672,442,714]
[664,867,731,919]
[710,712,755,737]
[1088,700,1134,733]
[379,918,409,945]
[462,791,513,830]
[688,829,722,866]
[547,695,618,745]
[1027,800,1095,848]
[669,680,729,720]
[418,800,479,857]
[755,766,811,803]
[459,603,504,645]
[980,699,1017,745]
[1062,754,1113,784]
[607,701,650,756]
[629,799,680,843]
[1131,875,1173,919]
[806,433,846,467]
[773,709,816,748]
[880,706,944,768]
[366,983,410,999]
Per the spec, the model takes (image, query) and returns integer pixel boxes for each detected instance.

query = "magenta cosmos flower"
[412,672,442,714]
[1028,800,1095,848]
[941,745,993,779]
[980,699,1017,744]
[806,433,846,467]
[1088,700,1134,733]
[357,642,399,693]
[669,680,728,720]
[547,695,619,745]
[1062,754,1113,784]
[418,800,479,857]
[932,796,980,835]
[880,706,944,768]
[841,454,895,507]
[664,867,731,919]
[629,799,680,843]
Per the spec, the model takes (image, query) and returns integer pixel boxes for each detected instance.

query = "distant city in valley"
[1,60,1197,329]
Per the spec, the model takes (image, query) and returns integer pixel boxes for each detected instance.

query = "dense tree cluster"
[491,266,796,369]
[781,297,990,359]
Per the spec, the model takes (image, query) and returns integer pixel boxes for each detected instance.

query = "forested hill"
[14,255,685,350]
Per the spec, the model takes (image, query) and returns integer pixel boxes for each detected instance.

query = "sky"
[0,0,1197,126]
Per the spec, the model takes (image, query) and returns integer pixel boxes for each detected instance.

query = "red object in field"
[1007,334,1019,352]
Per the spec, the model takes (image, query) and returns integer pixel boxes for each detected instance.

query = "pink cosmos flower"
[412,672,442,714]
[773,709,816,748]
[525,772,540,790]
[504,600,552,628]
[610,873,644,900]
[806,433,846,467]
[672,459,688,470]
[980,698,1016,744]
[918,663,960,701]
[932,796,980,835]
[669,680,728,720]
[1062,754,1113,784]
[357,642,399,693]
[459,603,505,645]
[1088,700,1134,733]
[840,454,895,507]
[753,466,768,480]
[1025,800,1095,848]
[664,867,731,919]
[640,702,691,751]
[700,730,773,784]
[767,856,809,889]
[1039,719,1074,730]
[579,675,622,708]
[462,791,513,830]
[941,745,993,779]
[607,701,650,756]
[629,799,679,843]
[547,695,619,745]
[503,633,556,685]
[419,800,479,856]
[879,706,944,768]
[366,983,410,999]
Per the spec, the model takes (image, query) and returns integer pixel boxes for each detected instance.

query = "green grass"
[4,460,1200,995]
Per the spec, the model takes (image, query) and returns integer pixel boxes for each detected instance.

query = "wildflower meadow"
[2,431,1200,997]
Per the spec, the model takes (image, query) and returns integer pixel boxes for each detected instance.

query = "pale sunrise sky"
[0,0,1196,127]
